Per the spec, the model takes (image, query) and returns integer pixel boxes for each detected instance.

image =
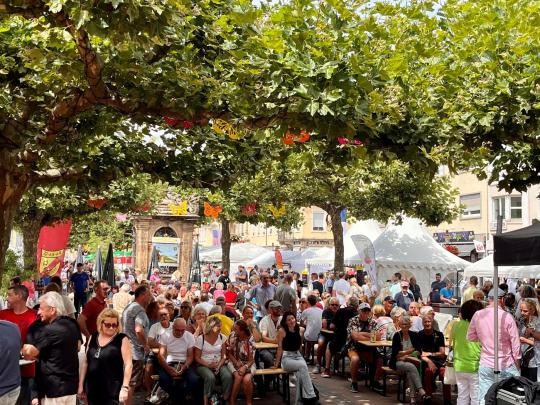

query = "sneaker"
[350,382,359,393]
[312,365,321,374]
[321,370,331,378]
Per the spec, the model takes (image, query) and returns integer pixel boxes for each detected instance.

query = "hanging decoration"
[168,201,189,216]
[163,116,179,127]
[297,129,311,143]
[87,197,107,209]
[267,203,287,218]
[242,202,257,216]
[133,201,152,212]
[212,118,241,139]
[115,213,128,222]
[204,202,222,219]
[282,132,295,145]
[282,129,311,145]
[337,137,363,146]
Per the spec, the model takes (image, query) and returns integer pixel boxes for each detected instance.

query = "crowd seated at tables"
[1,265,539,405]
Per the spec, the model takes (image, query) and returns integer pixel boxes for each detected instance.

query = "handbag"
[444,348,457,385]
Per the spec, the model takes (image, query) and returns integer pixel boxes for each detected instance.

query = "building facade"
[431,169,540,259]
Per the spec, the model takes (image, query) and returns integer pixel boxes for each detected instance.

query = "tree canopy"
[2,0,540,283]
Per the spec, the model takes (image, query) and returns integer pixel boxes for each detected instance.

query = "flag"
[94,246,103,280]
[275,248,283,270]
[102,243,115,287]
[147,246,159,280]
[37,220,72,277]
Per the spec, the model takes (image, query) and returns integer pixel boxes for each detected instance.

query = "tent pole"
[494,264,499,382]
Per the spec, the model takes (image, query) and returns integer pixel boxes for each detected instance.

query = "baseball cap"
[384,296,396,303]
[359,302,371,311]
[216,296,226,304]
[269,300,282,309]
[488,288,506,299]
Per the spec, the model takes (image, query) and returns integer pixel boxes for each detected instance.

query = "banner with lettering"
[37,219,72,277]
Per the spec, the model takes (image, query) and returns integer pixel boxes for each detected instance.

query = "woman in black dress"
[78,308,132,405]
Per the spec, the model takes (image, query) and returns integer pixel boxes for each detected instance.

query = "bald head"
[173,318,187,328]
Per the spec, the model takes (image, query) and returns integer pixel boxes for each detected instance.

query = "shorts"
[348,347,374,363]
[130,359,144,388]
[328,340,345,354]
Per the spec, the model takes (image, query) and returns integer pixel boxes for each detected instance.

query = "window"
[312,211,325,231]
[460,193,481,218]
[492,196,506,221]
[510,196,522,219]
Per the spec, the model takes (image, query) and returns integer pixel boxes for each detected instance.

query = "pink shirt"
[467,304,521,369]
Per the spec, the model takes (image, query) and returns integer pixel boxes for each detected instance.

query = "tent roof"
[464,254,540,278]
[200,243,270,263]
[494,221,540,266]
[247,247,330,271]
[373,218,469,271]
[305,220,383,267]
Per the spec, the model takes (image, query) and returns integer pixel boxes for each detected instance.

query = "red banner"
[274,249,283,270]
[114,256,133,265]
[37,220,72,277]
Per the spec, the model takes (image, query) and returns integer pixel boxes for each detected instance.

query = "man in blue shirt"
[0,320,21,403]
[440,282,455,304]
[70,263,89,317]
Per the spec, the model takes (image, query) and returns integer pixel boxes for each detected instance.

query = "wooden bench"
[381,366,406,402]
[254,368,292,404]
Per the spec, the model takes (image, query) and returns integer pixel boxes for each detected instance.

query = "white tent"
[464,254,540,278]
[373,218,470,295]
[305,220,383,270]
[199,243,270,265]
[247,247,332,272]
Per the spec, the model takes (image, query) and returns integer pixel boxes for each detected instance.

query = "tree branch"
[30,167,88,185]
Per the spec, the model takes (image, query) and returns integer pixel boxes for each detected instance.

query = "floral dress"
[227,332,256,374]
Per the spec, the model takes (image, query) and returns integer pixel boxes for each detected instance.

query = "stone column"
[133,217,152,280]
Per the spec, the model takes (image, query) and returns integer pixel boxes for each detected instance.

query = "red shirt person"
[78,280,110,341]
[224,283,238,306]
[0,284,39,402]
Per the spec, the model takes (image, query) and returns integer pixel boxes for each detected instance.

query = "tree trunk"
[20,212,45,275]
[0,162,30,288]
[327,205,345,276]
[220,218,231,273]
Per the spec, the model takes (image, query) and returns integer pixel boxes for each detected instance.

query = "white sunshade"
[464,254,540,279]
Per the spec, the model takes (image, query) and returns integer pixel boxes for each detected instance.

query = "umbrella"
[103,243,115,287]
[94,246,103,280]
[75,244,84,265]
[189,242,201,284]
[147,246,159,280]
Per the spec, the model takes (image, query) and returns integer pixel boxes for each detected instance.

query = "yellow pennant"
[168,201,188,216]
[212,118,241,139]
[267,203,286,218]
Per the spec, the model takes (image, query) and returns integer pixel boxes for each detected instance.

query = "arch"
[154,226,177,238]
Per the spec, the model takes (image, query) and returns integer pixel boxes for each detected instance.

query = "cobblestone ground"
[134,368,455,404]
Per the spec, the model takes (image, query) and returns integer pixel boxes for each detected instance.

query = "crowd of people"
[0,262,539,405]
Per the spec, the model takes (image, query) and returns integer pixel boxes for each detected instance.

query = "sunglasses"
[103,322,118,328]
[330,304,339,307]
[159,313,169,317]
[173,329,186,333]
[361,308,371,312]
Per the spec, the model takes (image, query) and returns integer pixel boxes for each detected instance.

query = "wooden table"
[255,342,278,350]
[356,340,392,348]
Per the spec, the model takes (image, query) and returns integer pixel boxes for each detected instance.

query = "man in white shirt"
[333,272,350,307]
[158,318,201,401]
[259,301,282,368]
[389,272,402,298]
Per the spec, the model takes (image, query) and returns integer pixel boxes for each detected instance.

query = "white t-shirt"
[259,315,282,340]
[333,279,350,306]
[300,306,323,341]
[160,330,195,363]
[195,334,226,363]
[149,322,170,343]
